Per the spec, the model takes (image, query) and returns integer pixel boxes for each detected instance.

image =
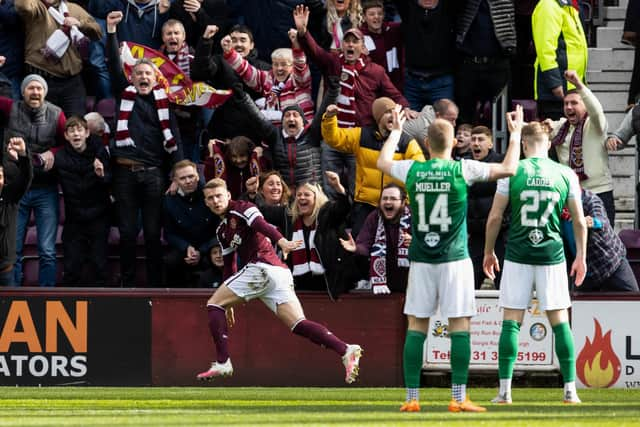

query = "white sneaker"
[491,392,512,404]
[342,344,363,384]
[563,389,581,404]
[196,358,233,380]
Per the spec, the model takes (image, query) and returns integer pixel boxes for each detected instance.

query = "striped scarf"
[115,85,177,153]
[369,206,410,290]
[164,42,192,78]
[337,56,365,128]
[291,217,325,276]
[551,113,588,181]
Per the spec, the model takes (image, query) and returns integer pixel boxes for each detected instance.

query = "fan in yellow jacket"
[321,97,425,234]
[532,0,588,120]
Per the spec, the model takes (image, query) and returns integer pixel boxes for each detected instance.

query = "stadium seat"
[619,229,640,283]
[95,98,116,132]
[512,99,538,122]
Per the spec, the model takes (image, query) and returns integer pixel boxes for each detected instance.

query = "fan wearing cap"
[293,5,414,129]
[0,74,66,286]
[321,97,424,236]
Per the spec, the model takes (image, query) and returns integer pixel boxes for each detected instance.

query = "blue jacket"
[0,0,24,80]
[163,184,220,254]
[228,0,298,62]
[89,0,170,49]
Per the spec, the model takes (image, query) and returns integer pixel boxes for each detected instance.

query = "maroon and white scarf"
[337,56,366,128]
[42,0,89,61]
[552,113,589,181]
[291,217,325,276]
[369,206,411,291]
[163,42,193,78]
[115,85,177,153]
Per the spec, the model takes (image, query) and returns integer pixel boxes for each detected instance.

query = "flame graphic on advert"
[576,319,621,388]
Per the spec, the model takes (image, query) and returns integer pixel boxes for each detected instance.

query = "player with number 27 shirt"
[377,105,524,413]
[483,121,587,406]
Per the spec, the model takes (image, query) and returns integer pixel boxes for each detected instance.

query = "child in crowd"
[198,244,224,288]
[202,136,269,199]
[454,123,473,160]
[55,116,111,285]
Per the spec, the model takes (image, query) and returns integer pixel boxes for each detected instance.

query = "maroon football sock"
[292,319,348,356]
[207,305,230,363]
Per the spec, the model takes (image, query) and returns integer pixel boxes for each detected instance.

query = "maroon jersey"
[217,199,286,279]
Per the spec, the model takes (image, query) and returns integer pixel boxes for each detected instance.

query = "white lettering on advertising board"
[424,294,554,369]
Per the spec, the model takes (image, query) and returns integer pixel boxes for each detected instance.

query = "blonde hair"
[522,122,549,146]
[204,178,227,191]
[427,119,454,152]
[291,181,329,224]
[271,48,293,63]
[326,0,363,35]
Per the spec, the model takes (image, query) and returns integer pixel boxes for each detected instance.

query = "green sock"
[553,322,576,382]
[449,331,470,386]
[498,320,520,380]
[403,330,426,388]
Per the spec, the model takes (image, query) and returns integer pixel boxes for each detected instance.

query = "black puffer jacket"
[314,192,358,300]
[54,139,110,223]
[456,0,516,55]
[168,0,231,51]
[394,0,456,74]
[467,150,505,236]
[191,36,267,142]
[246,77,340,188]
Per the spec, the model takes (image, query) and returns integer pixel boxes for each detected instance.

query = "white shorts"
[404,258,476,319]
[499,260,570,311]
[225,262,299,313]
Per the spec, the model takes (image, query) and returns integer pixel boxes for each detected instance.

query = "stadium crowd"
[0,0,639,293]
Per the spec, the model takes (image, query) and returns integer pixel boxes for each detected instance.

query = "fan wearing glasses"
[339,183,411,294]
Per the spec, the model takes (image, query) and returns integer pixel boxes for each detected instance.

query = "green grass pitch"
[0,387,639,426]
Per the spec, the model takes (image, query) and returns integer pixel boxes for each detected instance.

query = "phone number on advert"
[472,351,547,362]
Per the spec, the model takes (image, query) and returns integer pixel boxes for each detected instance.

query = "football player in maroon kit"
[196,175,363,383]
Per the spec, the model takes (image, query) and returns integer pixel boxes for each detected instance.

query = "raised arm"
[106,11,128,94]
[191,26,220,82]
[294,5,339,77]
[486,105,523,181]
[289,29,311,90]
[565,70,607,135]
[377,106,406,176]
[320,105,362,154]
[221,35,269,93]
